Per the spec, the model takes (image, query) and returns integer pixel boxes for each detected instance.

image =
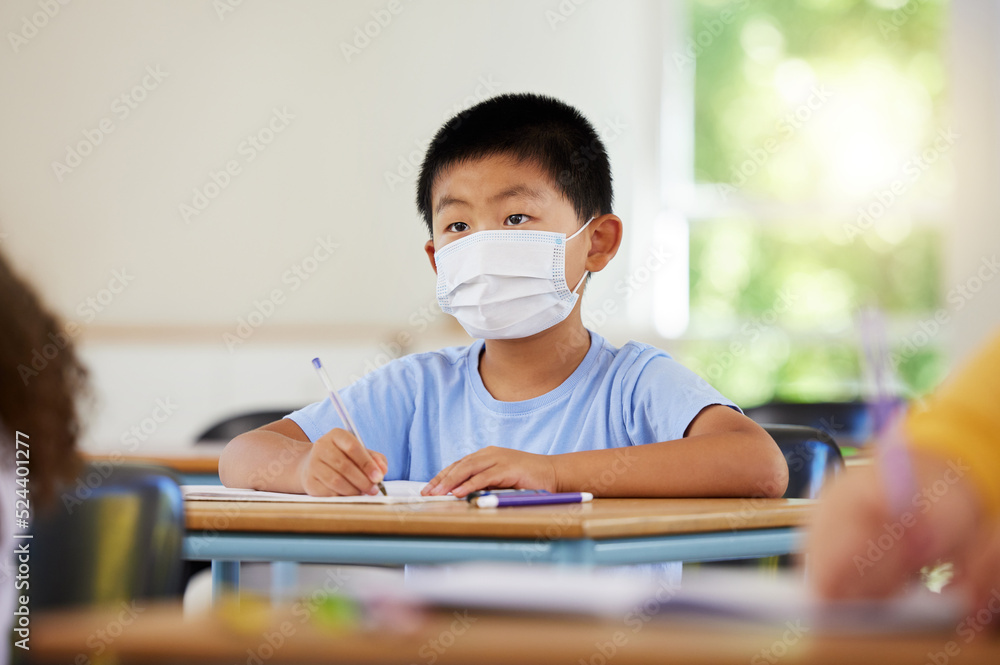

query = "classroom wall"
[946,0,1000,365]
[3,1,997,449]
[0,0,672,447]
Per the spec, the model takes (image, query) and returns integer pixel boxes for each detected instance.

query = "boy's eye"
[445,222,469,233]
[504,214,530,226]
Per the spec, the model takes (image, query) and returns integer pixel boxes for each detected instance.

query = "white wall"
[946,0,1000,364]
[0,0,672,447]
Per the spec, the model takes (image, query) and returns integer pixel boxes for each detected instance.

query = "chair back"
[195,409,297,442]
[30,462,184,608]
[744,400,873,448]
[762,424,844,499]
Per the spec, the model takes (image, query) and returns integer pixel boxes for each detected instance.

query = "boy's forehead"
[431,155,562,208]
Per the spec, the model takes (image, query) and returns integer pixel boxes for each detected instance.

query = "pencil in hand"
[311,357,387,496]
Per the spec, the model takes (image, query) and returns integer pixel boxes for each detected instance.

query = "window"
[668,0,950,407]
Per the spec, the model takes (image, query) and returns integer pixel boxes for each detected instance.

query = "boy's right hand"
[297,428,388,496]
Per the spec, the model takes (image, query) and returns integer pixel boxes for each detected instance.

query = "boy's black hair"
[416,93,614,235]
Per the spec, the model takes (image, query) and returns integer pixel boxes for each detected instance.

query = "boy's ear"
[424,239,438,274]
[584,215,623,274]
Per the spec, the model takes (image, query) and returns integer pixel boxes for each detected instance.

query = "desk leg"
[550,540,596,566]
[270,561,299,604]
[212,560,240,606]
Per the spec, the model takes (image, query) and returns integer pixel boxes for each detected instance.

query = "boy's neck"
[477,316,592,402]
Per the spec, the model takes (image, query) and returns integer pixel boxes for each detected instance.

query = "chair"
[762,424,844,499]
[30,462,185,608]
[195,409,299,442]
[693,425,843,571]
[744,400,874,450]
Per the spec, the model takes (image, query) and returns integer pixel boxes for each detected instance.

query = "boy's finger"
[372,451,389,474]
[426,462,475,495]
[315,436,379,494]
[451,472,497,498]
[303,461,367,496]
[316,453,379,495]
[423,461,459,494]
[430,458,495,495]
[328,429,385,484]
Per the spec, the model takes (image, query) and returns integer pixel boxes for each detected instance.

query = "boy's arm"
[555,406,787,497]
[424,406,788,498]
[219,418,387,496]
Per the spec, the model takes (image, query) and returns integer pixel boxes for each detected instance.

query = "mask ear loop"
[566,216,596,242]
[567,216,596,294]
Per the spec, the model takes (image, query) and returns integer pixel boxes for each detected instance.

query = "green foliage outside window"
[681,0,949,407]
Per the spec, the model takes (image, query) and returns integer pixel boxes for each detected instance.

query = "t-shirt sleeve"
[622,348,740,445]
[284,358,417,480]
[904,331,1000,519]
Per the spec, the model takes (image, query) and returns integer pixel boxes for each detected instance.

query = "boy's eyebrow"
[487,184,548,206]
[435,195,468,216]
[434,184,548,216]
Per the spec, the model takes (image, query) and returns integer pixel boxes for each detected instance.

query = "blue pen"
[311,357,387,496]
[474,492,593,508]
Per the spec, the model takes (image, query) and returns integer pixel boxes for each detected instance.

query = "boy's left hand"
[421,446,557,498]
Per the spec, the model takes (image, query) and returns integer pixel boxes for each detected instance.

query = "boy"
[219,93,787,500]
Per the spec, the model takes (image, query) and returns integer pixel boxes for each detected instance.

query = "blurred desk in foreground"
[29,600,1000,665]
[83,443,225,484]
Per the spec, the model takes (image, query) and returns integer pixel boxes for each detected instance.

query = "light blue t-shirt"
[287,330,737,481]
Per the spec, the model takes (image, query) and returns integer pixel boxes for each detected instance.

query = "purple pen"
[859,307,916,517]
[474,492,593,508]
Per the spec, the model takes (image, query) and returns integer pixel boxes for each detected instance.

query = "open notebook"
[181,480,459,504]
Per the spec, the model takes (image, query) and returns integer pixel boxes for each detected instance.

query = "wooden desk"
[184,497,815,598]
[29,600,1000,665]
[83,444,225,484]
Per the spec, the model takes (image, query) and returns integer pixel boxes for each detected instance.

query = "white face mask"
[434,218,594,340]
